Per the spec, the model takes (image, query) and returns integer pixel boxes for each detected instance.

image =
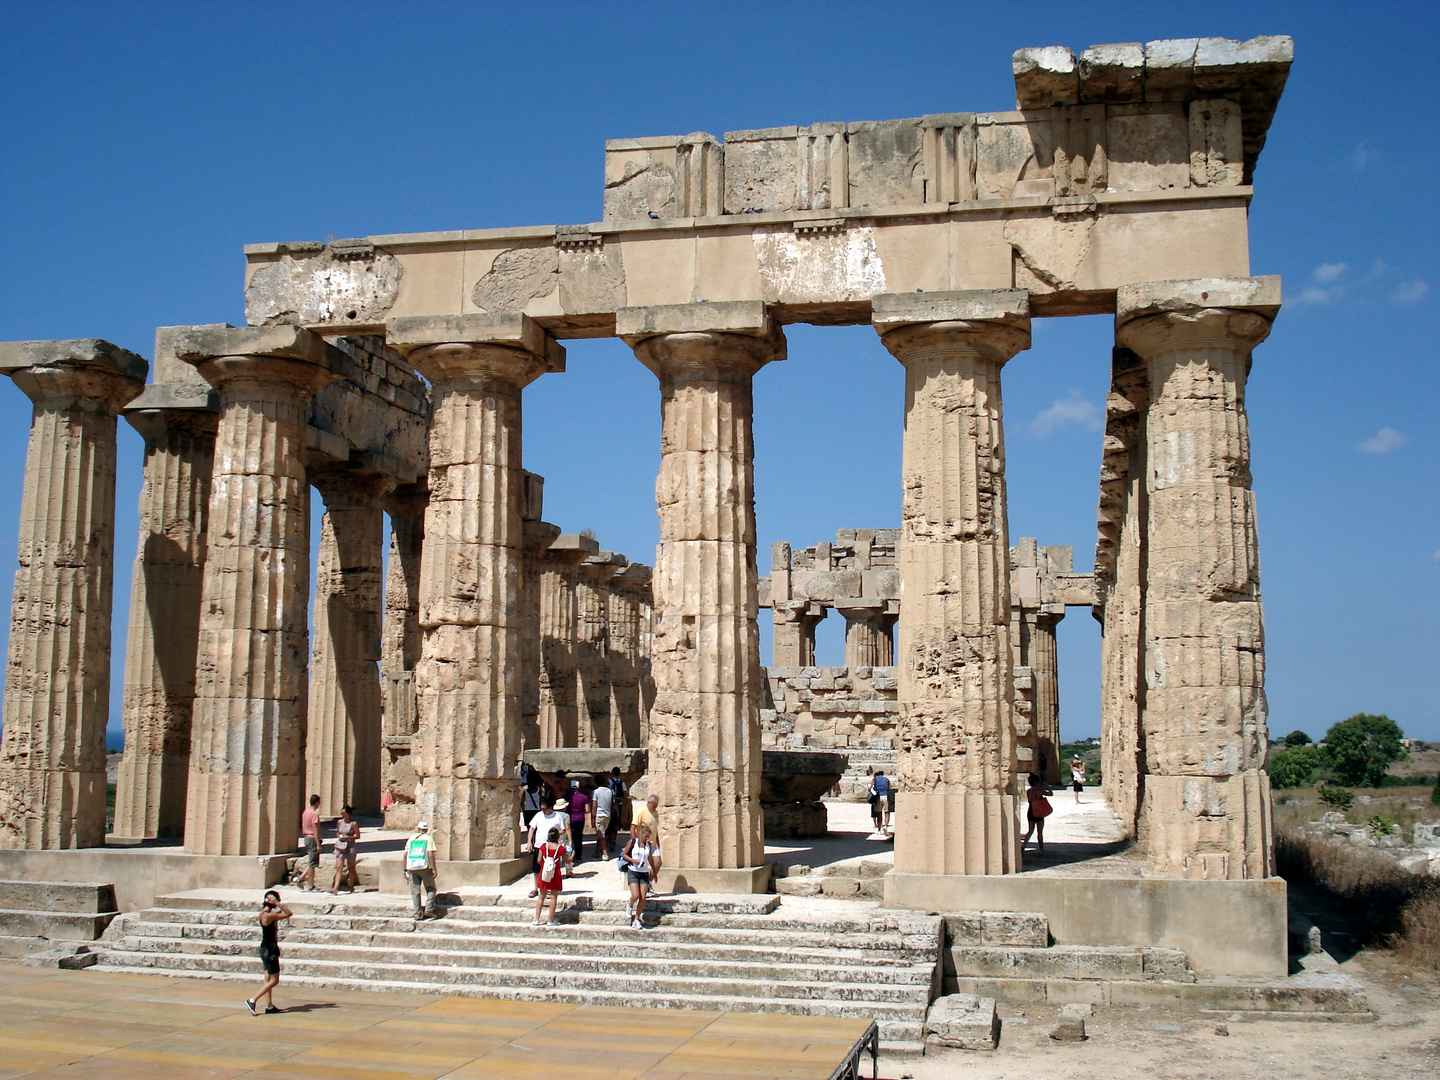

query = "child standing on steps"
[533,826,565,926]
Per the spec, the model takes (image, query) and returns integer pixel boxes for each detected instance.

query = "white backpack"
[540,845,559,883]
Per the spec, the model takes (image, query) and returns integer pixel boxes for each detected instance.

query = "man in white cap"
[404,820,438,920]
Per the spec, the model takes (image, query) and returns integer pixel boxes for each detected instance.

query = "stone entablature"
[242,37,1290,337]
[762,665,900,752]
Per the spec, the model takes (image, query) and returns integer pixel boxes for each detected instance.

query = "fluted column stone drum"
[1117,277,1280,881]
[112,405,217,841]
[0,340,147,849]
[873,291,1031,877]
[388,314,563,865]
[619,301,783,890]
[176,326,343,856]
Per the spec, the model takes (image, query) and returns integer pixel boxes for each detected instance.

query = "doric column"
[388,314,563,864]
[1116,277,1279,880]
[0,340,146,849]
[520,518,561,750]
[837,598,893,667]
[112,401,218,841]
[609,562,651,748]
[1032,610,1062,785]
[178,326,342,856]
[874,291,1030,876]
[1097,347,1149,830]
[537,534,595,748]
[307,469,391,815]
[576,551,624,747]
[620,301,783,887]
[381,485,426,678]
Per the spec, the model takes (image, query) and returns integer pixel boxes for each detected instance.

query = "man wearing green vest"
[404,821,438,920]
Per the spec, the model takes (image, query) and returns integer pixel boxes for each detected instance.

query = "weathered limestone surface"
[536,533,594,749]
[1096,347,1149,835]
[519,496,561,751]
[874,291,1030,876]
[0,340,147,849]
[620,301,781,875]
[112,403,217,840]
[306,471,391,815]
[608,562,652,748]
[1116,277,1279,880]
[380,486,426,680]
[387,313,564,862]
[176,326,344,856]
[576,551,625,747]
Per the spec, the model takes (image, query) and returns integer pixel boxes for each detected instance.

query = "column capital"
[170,325,348,397]
[872,290,1031,366]
[1116,276,1279,357]
[547,533,601,567]
[311,466,397,506]
[387,313,564,388]
[0,338,147,413]
[618,301,785,378]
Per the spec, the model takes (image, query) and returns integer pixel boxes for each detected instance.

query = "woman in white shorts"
[621,824,659,930]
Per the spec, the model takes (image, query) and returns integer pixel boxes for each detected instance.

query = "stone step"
[0,908,116,940]
[131,911,938,959]
[109,935,932,1002]
[0,880,117,915]
[944,911,1049,948]
[154,891,781,918]
[0,933,46,960]
[98,952,930,1026]
[948,972,1370,1014]
[947,944,1194,982]
[120,919,936,969]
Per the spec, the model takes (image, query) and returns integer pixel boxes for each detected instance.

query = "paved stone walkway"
[0,963,874,1079]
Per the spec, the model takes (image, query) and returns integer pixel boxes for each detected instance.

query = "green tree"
[1283,730,1312,747]
[1269,744,1321,788]
[1431,773,1439,808]
[1320,714,1405,788]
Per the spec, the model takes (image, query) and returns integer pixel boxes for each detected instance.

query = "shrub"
[1269,744,1322,788]
[1432,773,1440,808]
[1365,813,1397,837]
[1283,730,1312,747]
[1317,785,1355,811]
[1321,714,1405,788]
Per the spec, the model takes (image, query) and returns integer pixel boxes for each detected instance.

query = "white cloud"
[1031,391,1102,436]
[1295,286,1332,306]
[1313,262,1348,283]
[1391,279,1429,304]
[1294,262,1352,304]
[1349,142,1373,170]
[1358,427,1408,454]
[1433,549,1440,563]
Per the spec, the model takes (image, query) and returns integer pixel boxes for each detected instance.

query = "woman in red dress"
[532,826,566,926]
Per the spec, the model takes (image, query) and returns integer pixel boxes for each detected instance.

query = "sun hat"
[417,821,429,830]
[554,799,569,810]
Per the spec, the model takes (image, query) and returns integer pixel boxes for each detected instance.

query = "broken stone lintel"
[125,383,219,412]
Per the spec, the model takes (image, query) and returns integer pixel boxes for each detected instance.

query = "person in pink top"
[299,794,321,891]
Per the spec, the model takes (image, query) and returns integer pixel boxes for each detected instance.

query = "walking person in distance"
[404,820,439,920]
[621,824,660,929]
[1021,773,1054,853]
[330,804,360,892]
[245,890,291,1015]
[299,794,321,891]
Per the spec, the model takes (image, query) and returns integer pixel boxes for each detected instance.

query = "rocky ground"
[901,957,1439,1079]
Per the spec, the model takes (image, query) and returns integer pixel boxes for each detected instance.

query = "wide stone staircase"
[96,890,944,1050]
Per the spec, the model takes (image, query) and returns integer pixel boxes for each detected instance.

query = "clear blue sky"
[2,2,1436,748]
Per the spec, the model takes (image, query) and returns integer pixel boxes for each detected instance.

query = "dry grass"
[1277,825,1440,969]
[1273,784,1435,837]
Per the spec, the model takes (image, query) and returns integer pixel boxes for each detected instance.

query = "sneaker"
[245,999,257,1016]
[528,888,539,899]
[264,1006,282,1015]
[531,918,543,926]
[631,918,644,930]
[625,899,635,919]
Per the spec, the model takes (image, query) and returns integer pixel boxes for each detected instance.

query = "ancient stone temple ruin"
[759,531,1093,791]
[0,35,1293,972]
